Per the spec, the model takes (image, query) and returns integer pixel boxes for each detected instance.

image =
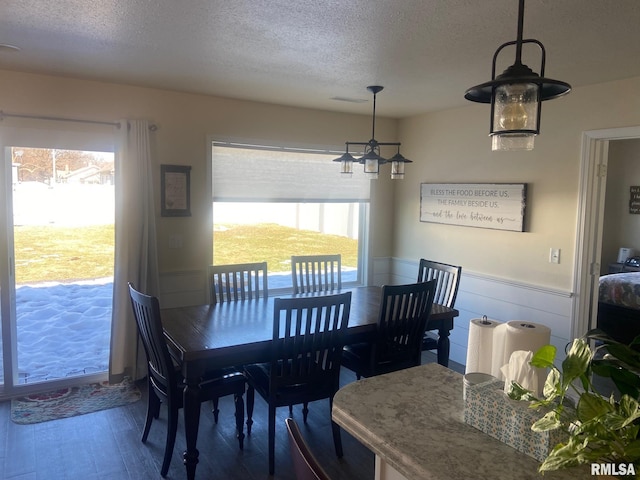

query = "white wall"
[393,76,640,366]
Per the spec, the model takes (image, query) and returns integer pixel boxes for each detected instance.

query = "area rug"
[10,377,141,425]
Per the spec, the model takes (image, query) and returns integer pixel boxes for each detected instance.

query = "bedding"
[598,272,640,310]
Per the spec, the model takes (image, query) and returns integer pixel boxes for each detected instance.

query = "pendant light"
[464,0,571,151]
[334,86,411,179]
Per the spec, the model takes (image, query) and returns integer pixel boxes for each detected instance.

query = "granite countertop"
[332,363,583,480]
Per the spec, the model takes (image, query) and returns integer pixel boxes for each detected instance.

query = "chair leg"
[161,404,179,477]
[234,393,245,450]
[268,404,276,475]
[289,404,293,415]
[302,402,309,423]
[211,397,220,423]
[142,387,160,442]
[246,385,254,435]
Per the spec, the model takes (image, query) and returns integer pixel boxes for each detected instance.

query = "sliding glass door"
[0,125,116,396]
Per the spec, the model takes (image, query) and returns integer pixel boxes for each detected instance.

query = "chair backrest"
[373,280,436,371]
[291,254,342,294]
[128,283,176,397]
[285,418,332,480]
[209,262,268,303]
[417,259,461,308]
[270,292,351,392]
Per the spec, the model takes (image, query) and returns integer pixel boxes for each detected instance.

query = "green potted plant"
[509,329,640,476]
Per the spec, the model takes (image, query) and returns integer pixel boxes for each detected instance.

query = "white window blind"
[212,142,370,202]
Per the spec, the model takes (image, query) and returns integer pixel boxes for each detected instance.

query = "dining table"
[160,285,459,480]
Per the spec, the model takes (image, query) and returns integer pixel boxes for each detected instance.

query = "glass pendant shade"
[364,158,379,177]
[333,152,355,176]
[361,148,382,177]
[390,160,405,179]
[389,152,411,179]
[491,82,539,151]
[340,159,354,175]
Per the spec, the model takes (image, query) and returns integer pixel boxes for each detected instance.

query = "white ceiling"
[0,0,639,118]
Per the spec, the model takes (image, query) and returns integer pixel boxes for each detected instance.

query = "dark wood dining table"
[160,286,458,480]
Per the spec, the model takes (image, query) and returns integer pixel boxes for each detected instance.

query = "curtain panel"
[110,119,160,383]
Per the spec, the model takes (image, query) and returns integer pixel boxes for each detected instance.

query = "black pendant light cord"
[514,0,525,66]
[370,90,377,141]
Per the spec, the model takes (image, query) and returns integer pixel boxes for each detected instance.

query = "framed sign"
[161,164,191,217]
[630,186,640,214]
[420,183,527,232]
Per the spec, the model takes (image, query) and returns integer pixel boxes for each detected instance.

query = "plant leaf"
[577,392,610,422]
[506,381,536,401]
[605,343,640,372]
[618,395,640,428]
[532,410,561,432]
[543,368,561,400]
[611,365,640,399]
[623,439,640,462]
[530,345,557,369]
[538,440,584,472]
[561,339,592,389]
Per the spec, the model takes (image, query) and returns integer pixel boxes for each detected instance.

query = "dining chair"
[285,417,332,480]
[243,291,352,475]
[209,261,268,303]
[291,254,342,294]
[341,280,436,379]
[128,283,246,477]
[417,259,461,354]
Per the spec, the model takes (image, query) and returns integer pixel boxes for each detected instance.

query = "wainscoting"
[159,269,208,308]
[389,258,574,367]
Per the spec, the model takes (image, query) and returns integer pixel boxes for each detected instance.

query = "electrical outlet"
[549,248,560,264]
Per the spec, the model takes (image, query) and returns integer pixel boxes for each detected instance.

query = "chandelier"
[464,0,571,151]
[334,86,411,179]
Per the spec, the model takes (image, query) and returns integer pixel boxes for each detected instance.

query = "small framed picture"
[161,165,191,217]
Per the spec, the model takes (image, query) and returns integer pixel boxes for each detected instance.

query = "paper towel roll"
[504,321,551,356]
[490,322,508,379]
[465,317,501,374]
[494,320,551,383]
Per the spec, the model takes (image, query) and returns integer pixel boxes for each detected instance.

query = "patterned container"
[463,379,566,462]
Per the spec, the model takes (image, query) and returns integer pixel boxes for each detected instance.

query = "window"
[211,142,370,291]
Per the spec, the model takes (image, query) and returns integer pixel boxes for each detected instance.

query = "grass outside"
[14,225,115,284]
[14,223,357,284]
[214,223,358,272]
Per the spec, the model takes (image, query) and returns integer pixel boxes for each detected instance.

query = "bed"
[597,272,640,343]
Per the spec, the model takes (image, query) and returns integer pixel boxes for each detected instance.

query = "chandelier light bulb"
[499,97,528,130]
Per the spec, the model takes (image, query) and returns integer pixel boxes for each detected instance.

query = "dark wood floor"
[0,353,464,479]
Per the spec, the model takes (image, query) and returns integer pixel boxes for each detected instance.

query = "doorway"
[573,126,640,338]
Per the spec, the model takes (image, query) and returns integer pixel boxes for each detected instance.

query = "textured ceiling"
[0,0,639,118]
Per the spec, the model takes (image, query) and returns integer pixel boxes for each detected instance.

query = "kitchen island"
[332,363,583,479]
